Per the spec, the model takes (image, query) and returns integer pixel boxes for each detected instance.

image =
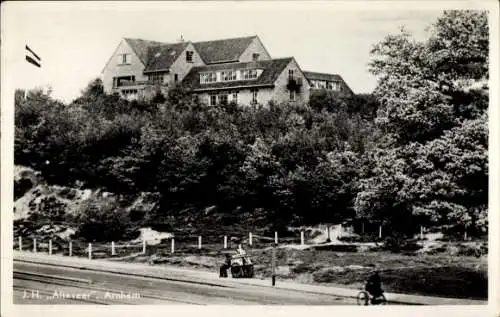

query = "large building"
[101,35,353,105]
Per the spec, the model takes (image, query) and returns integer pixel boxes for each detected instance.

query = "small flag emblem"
[26,45,41,68]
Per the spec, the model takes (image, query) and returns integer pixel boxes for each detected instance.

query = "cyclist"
[365,270,384,304]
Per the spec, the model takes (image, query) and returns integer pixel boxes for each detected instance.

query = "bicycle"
[356,290,387,305]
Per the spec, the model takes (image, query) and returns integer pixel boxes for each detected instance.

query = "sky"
[2,1,455,102]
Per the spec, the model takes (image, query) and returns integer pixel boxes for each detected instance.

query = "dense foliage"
[14,10,488,240]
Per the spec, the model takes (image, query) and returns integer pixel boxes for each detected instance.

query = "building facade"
[101,35,352,105]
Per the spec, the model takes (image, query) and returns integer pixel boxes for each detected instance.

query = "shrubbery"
[14,11,488,243]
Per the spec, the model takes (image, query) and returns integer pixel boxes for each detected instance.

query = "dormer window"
[200,72,217,84]
[288,69,295,79]
[221,70,237,82]
[252,53,260,61]
[186,51,193,63]
[118,54,131,65]
[242,69,258,80]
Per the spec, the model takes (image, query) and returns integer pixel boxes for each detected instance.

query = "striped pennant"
[26,45,41,68]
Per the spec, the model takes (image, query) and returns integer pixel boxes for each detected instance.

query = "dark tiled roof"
[182,58,293,91]
[193,36,256,64]
[303,71,342,82]
[143,42,189,73]
[124,38,164,65]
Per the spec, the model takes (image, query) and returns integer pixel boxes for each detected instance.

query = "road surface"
[14,260,357,305]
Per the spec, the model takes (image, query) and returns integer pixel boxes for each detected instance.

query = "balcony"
[287,77,303,92]
[118,80,168,87]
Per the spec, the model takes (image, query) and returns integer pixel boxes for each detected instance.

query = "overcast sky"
[2,2,462,102]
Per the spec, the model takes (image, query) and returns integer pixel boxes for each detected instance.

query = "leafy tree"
[356,10,488,237]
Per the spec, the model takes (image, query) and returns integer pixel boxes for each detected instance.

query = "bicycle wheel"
[377,294,387,305]
[356,291,370,306]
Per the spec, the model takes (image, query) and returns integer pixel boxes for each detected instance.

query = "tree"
[356,10,488,237]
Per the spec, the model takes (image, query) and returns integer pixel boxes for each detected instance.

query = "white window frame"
[221,70,237,82]
[242,69,258,80]
[209,93,217,106]
[251,89,258,104]
[232,91,238,104]
[118,54,131,65]
[200,72,217,84]
[219,92,229,105]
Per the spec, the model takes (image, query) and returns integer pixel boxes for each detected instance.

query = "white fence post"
[171,238,175,253]
[249,232,253,246]
[338,224,343,239]
[88,243,92,260]
[18,237,22,251]
[274,231,278,244]
[300,231,305,245]
[111,241,116,256]
[420,226,424,240]
[49,239,52,255]
[33,239,37,253]
[69,241,72,257]
[224,236,228,249]
[142,240,147,254]
[379,225,382,239]
[198,236,202,249]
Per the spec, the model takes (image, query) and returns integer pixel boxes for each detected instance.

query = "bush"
[74,197,130,242]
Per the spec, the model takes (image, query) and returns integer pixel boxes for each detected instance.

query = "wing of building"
[101,35,352,105]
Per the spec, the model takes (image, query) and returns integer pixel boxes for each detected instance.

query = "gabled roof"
[193,36,257,64]
[124,38,164,65]
[303,71,343,82]
[182,57,294,91]
[143,42,189,73]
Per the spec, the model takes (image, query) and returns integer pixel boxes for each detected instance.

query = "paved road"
[14,261,356,305]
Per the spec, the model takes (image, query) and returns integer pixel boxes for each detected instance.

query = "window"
[174,74,179,82]
[186,51,193,63]
[122,89,137,96]
[252,53,260,61]
[200,72,217,84]
[232,91,238,104]
[209,93,217,106]
[148,72,164,84]
[242,69,258,80]
[290,90,296,101]
[115,76,135,87]
[219,92,228,105]
[289,69,295,79]
[251,89,258,104]
[118,54,131,65]
[221,70,237,82]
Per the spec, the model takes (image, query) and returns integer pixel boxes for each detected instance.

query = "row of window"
[208,89,259,106]
[311,80,342,91]
[200,69,261,84]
